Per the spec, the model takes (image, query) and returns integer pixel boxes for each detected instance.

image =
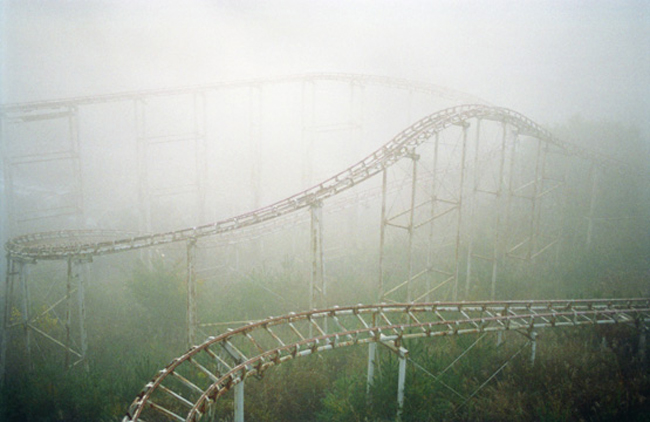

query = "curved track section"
[123,298,650,421]
[6,104,626,261]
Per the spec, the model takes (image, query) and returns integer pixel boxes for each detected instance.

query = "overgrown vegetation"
[2,253,648,421]
[1,116,648,420]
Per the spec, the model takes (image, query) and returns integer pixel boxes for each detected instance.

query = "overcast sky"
[1,0,649,132]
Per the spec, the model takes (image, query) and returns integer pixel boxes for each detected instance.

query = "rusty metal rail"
[123,298,650,422]
[6,103,626,262]
[0,73,487,114]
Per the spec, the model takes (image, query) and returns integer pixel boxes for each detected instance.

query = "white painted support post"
[491,122,508,300]
[453,121,469,301]
[530,331,538,366]
[396,347,408,422]
[378,169,388,301]
[406,151,419,302]
[1,257,17,384]
[77,261,88,370]
[186,238,197,348]
[425,132,440,302]
[18,261,31,361]
[366,342,377,396]
[65,258,74,368]
[68,106,85,227]
[234,380,245,422]
[465,119,481,297]
[527,139,543,260]
[310,202,325,310]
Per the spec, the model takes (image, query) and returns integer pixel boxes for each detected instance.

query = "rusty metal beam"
[122,298,650,422]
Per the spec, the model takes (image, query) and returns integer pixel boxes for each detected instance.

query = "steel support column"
[491,122,508,299]
[406,151,419,302]
[465,119,481,297]
[366,341,377,396]
[65,257,87,368]
[1,256,18,383]
[378,169,388,301]
[77,260,88,370]
[187,238,198,347]
[18,260,31,361]
[396,346,408,422]
[528,138,544,260]
[65,258,74,368]
[453,121,469,301]
[234,380,244,422]
[310,202,325,310]
[530,330,538,366]
[425,133,440,302]
[68,105,84,227]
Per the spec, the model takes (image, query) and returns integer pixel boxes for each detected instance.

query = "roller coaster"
[1,74,648,421]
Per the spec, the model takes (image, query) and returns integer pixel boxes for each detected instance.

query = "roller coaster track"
[123,298,650,422]
[3,77,648,420]
[5,103,635,262]
[0,73,488,114]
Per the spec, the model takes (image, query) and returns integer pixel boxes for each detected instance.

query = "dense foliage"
[1,116,648,421]
[1,253,648,421]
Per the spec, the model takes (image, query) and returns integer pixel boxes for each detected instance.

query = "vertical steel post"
[530,330,538,366]
[77,260,88,370]
[234,380,244,422]
[378,169,388,301]
[65,257,74,368]
[349,81,364,250]
[1,256,17,383]
[366,342,377,396]
[527,138,543,260]
[506,129,519,224]
[491,122,508,299]
[310,202,325,310]
[453,121,469,301]
[68,105,84,227]
[406,152,419,302]
[187,238,197,347]
[465,119,481,297]
[426,132,440,301]
[533,143,550,257]
[396,346,408,422]
[17,261,32,369]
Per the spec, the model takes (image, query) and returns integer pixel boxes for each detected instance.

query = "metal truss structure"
[1,75,647,402]
[122,299,650,422]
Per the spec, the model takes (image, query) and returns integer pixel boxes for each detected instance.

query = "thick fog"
[2,2,650,420]
[2,0,648,130]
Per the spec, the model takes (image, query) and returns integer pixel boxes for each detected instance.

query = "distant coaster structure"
[1,75,646,400]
